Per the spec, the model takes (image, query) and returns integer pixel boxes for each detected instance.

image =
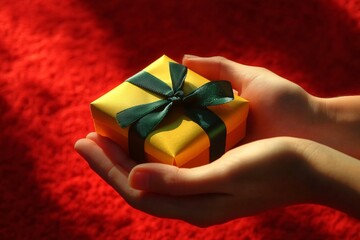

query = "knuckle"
[212,55,228,62]
[164,168,184,195]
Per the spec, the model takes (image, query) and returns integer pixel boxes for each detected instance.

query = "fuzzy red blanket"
[1,0,360,239]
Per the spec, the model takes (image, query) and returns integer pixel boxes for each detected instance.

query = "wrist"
[291,139,328,203]
[310,96,360,158]
[288,138,326,204]
[293,138,360,218]
[307,95,330,130]
[262,137,326,206]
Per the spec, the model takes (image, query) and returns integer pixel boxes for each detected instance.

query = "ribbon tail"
[128,102,174,163]
[133,102,173,138]
[185,107,227,161]
[128,125,147,163]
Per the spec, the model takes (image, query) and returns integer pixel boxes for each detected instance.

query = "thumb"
[182,55,263,93]
[128,162,228,196]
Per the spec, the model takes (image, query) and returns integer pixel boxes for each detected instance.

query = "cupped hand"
[183,55,323,142]
[75,133,321,227]
[75,56,360,226]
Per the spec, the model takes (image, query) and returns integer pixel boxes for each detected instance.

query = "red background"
[1,0,360,239]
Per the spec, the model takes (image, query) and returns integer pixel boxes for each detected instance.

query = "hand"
[183,55,322,142]
[75,133,360,227]
[183,55,360,158]
[75,133,310,226]
[75,56,360,226]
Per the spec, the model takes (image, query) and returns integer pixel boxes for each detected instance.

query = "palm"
[183,56,318,142]
[239,71,315,141]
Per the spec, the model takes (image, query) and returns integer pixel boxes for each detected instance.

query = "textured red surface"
[1,0,360,239]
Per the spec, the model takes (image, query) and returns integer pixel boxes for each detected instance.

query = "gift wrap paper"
[91,55,249,167]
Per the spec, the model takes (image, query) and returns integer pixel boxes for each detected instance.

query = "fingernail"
[74,139,82,150]
[130,171,150,190]
[86,132,97,139]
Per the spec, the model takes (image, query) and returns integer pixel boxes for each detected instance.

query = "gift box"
[90,55,249,167]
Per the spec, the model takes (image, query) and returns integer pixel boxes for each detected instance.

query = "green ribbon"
[116,62,234,164]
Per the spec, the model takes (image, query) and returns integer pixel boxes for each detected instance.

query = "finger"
[74,138,234,226]
[182,55,266,93]
[75,138,237,226]
[128,160,231,196]
[74,138,141,200]
[75,138,118,178]
[86,132,136,172]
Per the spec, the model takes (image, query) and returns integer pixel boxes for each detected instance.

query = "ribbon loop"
[184,81,234,107]
[169,62,187,92]
[116,99,169,128]
[127,71,173,97]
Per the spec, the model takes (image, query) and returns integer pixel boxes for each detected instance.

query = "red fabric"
[1,0,360,239]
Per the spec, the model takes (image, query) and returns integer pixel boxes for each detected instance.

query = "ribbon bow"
[116,62,234,163]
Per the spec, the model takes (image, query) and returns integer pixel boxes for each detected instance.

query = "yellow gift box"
[90,55,249,168]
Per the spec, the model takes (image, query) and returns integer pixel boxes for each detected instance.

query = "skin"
[75,55,360,227]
